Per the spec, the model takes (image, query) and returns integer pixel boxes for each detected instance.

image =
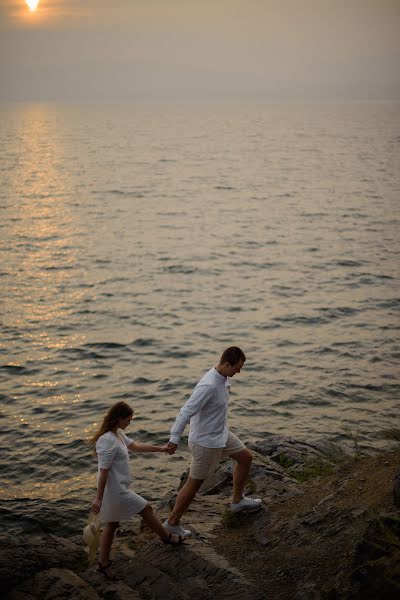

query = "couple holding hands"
[90,346,262,581]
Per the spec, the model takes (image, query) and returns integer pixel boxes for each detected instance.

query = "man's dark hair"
[219,346,246,366]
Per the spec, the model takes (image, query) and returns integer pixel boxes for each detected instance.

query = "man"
[164,346,262,538]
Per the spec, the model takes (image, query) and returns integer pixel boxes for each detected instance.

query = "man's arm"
[168,384,214,449]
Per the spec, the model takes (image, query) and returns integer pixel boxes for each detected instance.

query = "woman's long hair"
[89,401,133,447]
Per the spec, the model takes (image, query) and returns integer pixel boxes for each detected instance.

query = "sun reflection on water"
[0,105,91,506]
[0,474,95,501]
[4,105,82,340]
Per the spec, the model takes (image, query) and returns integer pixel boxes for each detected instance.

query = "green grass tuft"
[221,508,240,528]
[245,478,257,493]
[288,461,335,482]
[276,452,296,469]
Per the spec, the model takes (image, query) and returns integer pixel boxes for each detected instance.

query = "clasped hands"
[157,443,178,455]
[165,442,177,455]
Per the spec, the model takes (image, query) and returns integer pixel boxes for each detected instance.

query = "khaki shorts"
[188,431,246,480]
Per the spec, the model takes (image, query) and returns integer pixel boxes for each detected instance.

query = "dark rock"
[32,568,99,600]
[222,503,266,533]
[83,555,142,600]
[5,587,36,600]
[0,535,87,591]
[84,535,265,600]
[351,513,400,599]
[5,568,99,600]
[118,555,184,600]
[138,538,264,600]
[250,510,272,546]
[3,532,263,600]
[295,502,355,538]
[84,549,178,599]
[351,508,367,519]
[394,472,400,509]
[294,582,322,600]
[247,435,341,471]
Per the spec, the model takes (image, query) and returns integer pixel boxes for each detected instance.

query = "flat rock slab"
[137,538,264,600]
[83,564,149,600]
[83,537,263,600]
[6,569,100,600]
[0,535,86,592]
[247,435,344,468]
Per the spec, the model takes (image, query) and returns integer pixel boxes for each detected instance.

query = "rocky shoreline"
[1,435,399,600]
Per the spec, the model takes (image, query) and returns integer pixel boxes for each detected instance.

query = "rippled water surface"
[1,102,399,536]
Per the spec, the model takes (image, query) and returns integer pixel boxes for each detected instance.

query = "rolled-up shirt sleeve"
[96,435,118,469]
[169,385,214,445]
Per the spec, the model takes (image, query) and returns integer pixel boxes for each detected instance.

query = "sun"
[25,0,40,11]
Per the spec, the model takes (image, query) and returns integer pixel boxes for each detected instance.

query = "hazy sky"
[1,0,399,101]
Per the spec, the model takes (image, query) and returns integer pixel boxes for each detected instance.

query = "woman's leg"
[99,521,119,566]
[139,503,181,543]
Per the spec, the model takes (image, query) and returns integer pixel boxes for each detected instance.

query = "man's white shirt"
[169,368,231,448]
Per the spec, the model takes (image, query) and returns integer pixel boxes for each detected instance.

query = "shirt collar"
[214,367,231,387]
[213,367,227,383]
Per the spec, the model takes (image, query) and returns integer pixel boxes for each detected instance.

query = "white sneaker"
[230,496,262,513]
[163,519,192,538]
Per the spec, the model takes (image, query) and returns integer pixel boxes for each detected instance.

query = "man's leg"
[167,476,204,526]
[230,448,253,503]
[165,444,220,534]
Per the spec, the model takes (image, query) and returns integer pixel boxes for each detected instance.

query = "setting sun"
[25,0,40,11]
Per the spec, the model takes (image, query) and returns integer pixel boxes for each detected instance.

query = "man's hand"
[166,442,178,455]
[159,444,172,453]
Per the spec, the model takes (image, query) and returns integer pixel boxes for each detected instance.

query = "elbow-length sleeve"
[120,432,134,447]
[96,435,118,469]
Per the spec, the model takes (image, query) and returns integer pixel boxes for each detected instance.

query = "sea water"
[0,101,399,536]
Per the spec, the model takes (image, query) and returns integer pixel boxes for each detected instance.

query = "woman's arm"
[127,441,170,453]
[91,468,109,513]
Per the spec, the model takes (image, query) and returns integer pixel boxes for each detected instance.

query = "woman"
[90,401,184,581]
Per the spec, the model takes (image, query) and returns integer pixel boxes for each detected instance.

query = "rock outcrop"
[0,535,86,594]
[351,513,400,599]
[1,435,399,600]
[2,532,263,600]
[394,472,400,509]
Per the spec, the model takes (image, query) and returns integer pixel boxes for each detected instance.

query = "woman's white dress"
[96,430,147,522]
